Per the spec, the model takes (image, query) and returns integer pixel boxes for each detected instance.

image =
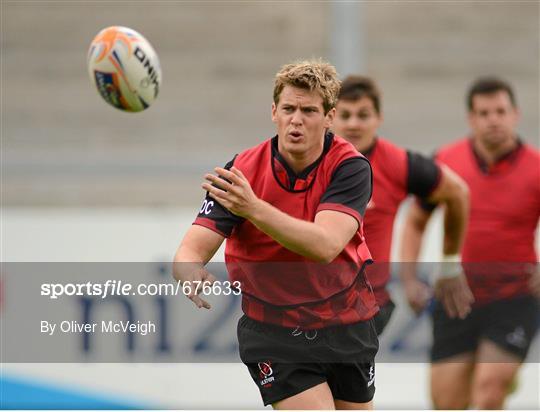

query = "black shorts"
[373,299,396,336]
[237,315,379,406]
[431,294,539,362]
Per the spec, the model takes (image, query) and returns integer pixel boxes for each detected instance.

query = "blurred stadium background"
[2,1,539,409]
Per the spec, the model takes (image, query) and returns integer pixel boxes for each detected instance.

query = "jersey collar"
[271,131,334,192]
[469,137,523,175]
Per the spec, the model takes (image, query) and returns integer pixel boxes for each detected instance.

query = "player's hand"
[172,262,217,309]
[434,274,474,319]
[202,166,261,219]
[528,266,540,298]
[403,278,432,315]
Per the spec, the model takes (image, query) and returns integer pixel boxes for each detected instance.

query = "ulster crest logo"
[258,361,275,387]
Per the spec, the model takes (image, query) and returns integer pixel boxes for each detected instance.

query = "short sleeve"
[317,157,372,226]
[192,156,245,237]
[413,150,441,212]
[406,150,442,197]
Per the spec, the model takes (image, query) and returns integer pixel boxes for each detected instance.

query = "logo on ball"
[88,26,162,112]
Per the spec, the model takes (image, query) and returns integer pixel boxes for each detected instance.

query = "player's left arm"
[406,152,470,255]
[425,164,470,256]
[403,152,473,318]
[202,158,370,263]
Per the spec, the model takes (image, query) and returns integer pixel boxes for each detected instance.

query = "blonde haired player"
[174,59,379,409]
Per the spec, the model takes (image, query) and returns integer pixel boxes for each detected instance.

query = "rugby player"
[174,60,379,409]
[332,75,471,334]
[400,77,540,409]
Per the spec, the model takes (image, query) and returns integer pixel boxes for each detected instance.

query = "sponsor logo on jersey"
[199,200,214,215]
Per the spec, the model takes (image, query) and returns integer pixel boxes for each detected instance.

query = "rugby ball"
[87,26,161,112]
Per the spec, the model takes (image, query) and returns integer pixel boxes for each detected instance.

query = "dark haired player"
[401,77,540,409]
[332,75,471,335]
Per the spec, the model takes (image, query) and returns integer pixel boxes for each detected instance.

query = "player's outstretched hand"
[434,274,474,319]
[202,166,260,219]
[172,262,217,310]
[403,278,432,315]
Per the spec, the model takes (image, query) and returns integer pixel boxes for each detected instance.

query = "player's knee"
[431,381,469,409]
[471,375,510,409]
[431,368,470,409]
[431,387,469,410]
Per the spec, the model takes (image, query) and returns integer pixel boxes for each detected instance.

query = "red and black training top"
[421,138,540,305]
[194,132,378,329]
[361,137,441,306]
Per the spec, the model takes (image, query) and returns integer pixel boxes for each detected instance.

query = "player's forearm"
[247,199,343,263]
[174,232,214,266]
[399,203,431,282]
[173,249,204,283]
[172,226,224,282]
[441,191,469,255]
[429,166,469,255]
[174,245,204,265]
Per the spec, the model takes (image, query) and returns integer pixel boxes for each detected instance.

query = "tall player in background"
[401,77,540,409]
[332,75,472,334]
[174,60,379,409]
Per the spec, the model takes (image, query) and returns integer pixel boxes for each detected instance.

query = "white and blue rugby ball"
[87,26,162,112]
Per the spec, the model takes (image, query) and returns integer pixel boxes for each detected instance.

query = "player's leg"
[430,301,479,409]
[237,315,330,408]
[470,340,521,409]
[470,295,539,409]
[327,320,378,410]
[430,353,475,409]
[334,398,373,410]
[273,381,335,410]
[330,361,375,410]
